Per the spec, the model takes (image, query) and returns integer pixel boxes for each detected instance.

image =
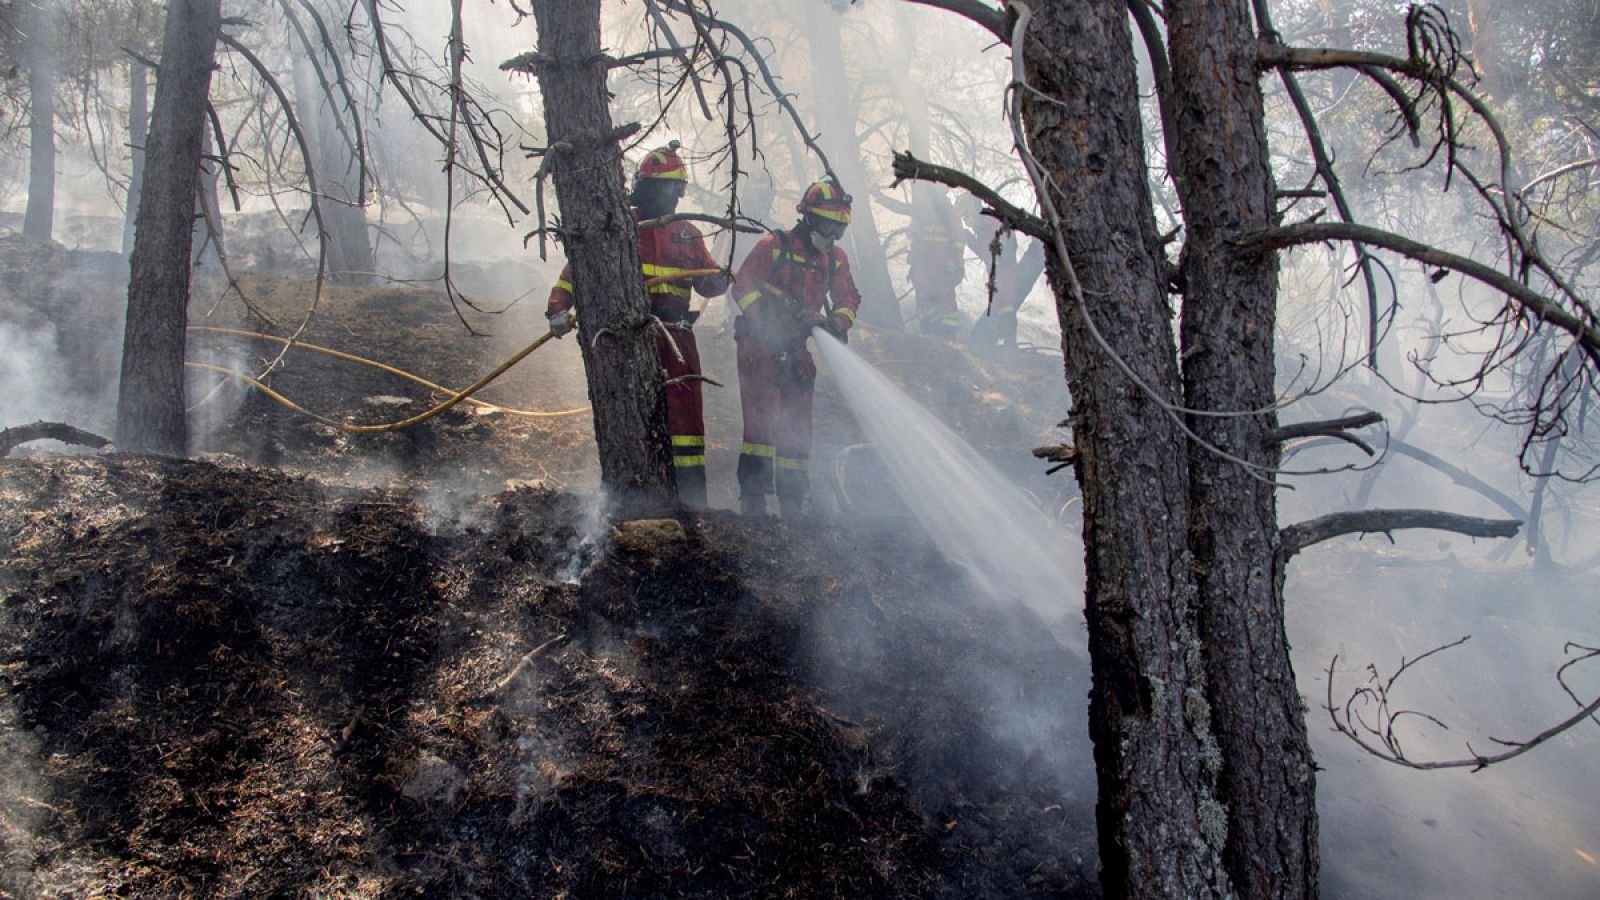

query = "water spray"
[811,329,1086,650]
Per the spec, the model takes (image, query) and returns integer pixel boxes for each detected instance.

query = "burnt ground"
[0,241,1097,898]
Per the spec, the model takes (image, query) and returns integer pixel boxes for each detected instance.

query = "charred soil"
[1,458,1096,898]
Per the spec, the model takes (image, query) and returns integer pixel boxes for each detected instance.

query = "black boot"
[740,493,768,516]
[675,465,707,509]
[776,467,809,520]
[777,491,805,520]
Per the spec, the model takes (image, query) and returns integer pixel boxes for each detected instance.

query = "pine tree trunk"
[1019,4,1231,896]
[23,0,56,243]
[1166,2,1319,895]
[122,62,150,258]
[115,0,224,455]
[527,0,676,514]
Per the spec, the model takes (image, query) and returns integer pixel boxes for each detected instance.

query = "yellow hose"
[192,268,724,434]
[190,325,585,418]
[188,330,576,434]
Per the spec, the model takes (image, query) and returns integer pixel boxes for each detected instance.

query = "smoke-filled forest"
[1,0,1598,897]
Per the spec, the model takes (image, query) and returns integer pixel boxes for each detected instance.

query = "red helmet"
[637,142,688,182]
[797,180,852,224]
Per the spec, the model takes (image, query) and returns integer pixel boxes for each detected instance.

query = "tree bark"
[527,0,675,514]
[23,0,57,243]
[122,61,150,258]
[1019,4,1230,896]
[115,0,223,455]
[1166,0,1319,895]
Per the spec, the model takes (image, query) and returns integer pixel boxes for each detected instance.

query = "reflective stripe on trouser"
[735,337,814,502]
[672,434,706,506]
[658,328,707,506]
[916,286,962,335]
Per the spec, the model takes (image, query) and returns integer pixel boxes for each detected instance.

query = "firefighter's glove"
[547,311,575,339]
[823,313,850,344]
[798,309,829,330]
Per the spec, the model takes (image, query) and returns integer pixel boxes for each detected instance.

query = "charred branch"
[362,0,527,218]
[1384,439,1529,523]
[1032,442,1077,475]
[1236,221,1600,367]
[1280,508,1520,559]
[0,422,111,457]
[634,211,764,234]
[890,151,1048,241]
[217,31,332,368]
[1268,411,1382,455]
[1262,35,1391,369]
[1328,640,1600,771]
[654,0,837,184]
[900,0,1010,43]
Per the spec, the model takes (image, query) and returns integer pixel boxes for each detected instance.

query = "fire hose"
[185,268,724,434]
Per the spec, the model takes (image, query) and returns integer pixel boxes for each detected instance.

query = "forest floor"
[0,239,1100,898]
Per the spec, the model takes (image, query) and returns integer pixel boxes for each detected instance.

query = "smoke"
[813,330,1085,637]
[804,329,1095,845]
[0,694,48,897]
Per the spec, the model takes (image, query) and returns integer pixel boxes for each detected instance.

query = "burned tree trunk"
[115,0,223,455]
[22,0,56,243]
[122,61,150,258]
[1166,0,1318,895]
[525,0,675,513]
[1018,4,1230,896]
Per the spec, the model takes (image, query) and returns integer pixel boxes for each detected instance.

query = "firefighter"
[731,179,862,518]
[964,200,1046,351]
[908,187,968,337]
[545,142,731,507]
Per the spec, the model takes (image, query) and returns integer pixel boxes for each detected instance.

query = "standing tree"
[509,0,678,512]
[16,0,60,242]
[895,0,1597,895]
[115,0,222,455]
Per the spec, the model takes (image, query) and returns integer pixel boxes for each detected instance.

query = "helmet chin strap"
[807,230,834,253]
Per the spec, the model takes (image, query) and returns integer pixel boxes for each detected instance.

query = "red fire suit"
[909,194,967,336]
[546,214,724,502]
[731,229,862,512]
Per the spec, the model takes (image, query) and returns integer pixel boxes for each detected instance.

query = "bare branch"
[1236,221,1600,365]
[217,32,331,376]
[1268,410,1383,445]
[1281,508,1520,558]
[0,422,111,457]
[890,150,1049,240]
[1328,642,1600,772]
[655,0,837,184]
[899,0,1010,42]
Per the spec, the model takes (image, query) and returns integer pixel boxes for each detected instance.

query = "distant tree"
[10,0,61,242]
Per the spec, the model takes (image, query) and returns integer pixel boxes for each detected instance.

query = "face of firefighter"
[633,179,686,219]
[803,214,848,253]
